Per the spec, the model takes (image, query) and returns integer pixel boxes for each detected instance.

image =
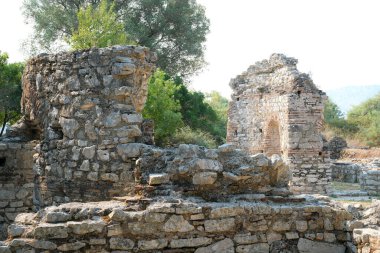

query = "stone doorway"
[263,119,282,157]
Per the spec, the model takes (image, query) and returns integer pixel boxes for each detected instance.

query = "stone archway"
[263,119,281,157]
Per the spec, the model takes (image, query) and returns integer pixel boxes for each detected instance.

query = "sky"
[1,0,380,99]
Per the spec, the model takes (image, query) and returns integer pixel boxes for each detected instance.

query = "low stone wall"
[360,169,380,196]
[0,141,37,239]
[1,199,357,253]
[331,162,361,183]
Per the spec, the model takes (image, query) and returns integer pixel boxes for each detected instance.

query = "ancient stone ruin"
[0,49,378,252]
[227,54,330,194]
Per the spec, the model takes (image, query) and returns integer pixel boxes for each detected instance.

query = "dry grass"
[340,148,380,161]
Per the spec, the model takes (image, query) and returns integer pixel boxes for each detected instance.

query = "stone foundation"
[1,199,356,253]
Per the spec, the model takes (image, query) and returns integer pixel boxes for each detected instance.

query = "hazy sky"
[1,0,380,99]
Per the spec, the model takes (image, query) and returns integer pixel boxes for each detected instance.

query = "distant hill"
[325,85,380,115]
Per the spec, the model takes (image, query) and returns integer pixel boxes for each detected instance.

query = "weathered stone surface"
[297,238,345,253]
[204,218,235,232]
[236,243,269,253]
[162,215,194,232]
[0,190,15,200]
[170,237,212,248]
[148,173,170,185]
[194,159,223,172]
[57,241,86,251]
[194,238,234,253]
[59,118,80,138]
[82,145,96,159]
[193,172,218,185]
[7,224,25,237]
[28,240,57,250]
[109,238,135,250]
[117,143,145,160]
[45,212,71,223]
[138,239,168,250]
[67,219,106,235]
[34,224,68,239]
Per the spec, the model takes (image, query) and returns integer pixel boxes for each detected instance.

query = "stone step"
[330,190,369,197]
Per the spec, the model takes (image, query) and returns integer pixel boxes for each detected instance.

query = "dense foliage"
[70,0,132,50]
[142,70,183,146]
[22,0,209,77]
[0,52,24,136]
[324,95,380,147]
[347,93,380,147]
[142,70,228,147]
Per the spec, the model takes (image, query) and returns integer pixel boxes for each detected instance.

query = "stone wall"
[360,169,380,196]
[227,54,330,194]
[19,46,156,206]
[1,199,356,253]
[0,141,37,239]
[331,162,361,183]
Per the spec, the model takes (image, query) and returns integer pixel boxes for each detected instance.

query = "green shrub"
[170,126,217,148]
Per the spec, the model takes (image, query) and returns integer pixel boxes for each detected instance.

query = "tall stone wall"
[227,54,330,194]
[20,46,156,206]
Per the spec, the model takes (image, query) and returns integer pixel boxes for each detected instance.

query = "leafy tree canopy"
[142,69,183,146]
[347,93,380,147]
[70,0,133,50]
[0,52,24,136]
[22,0,210,77]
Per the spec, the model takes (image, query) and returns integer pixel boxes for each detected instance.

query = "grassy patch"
[331,181,361,191]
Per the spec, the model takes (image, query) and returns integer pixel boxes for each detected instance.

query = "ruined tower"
[227,54,331,193]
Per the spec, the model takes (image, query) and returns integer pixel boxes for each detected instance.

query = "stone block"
[193,172,218,185]
[148,173,170,185]
[297,238,345,253]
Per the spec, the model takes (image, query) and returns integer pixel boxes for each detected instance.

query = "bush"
[170,126,217,148]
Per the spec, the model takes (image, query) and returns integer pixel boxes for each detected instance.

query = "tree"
[22,0,210,77]
[0,52,24,136]
[70,0,133,50]
[347,93,380,146]
[142,69,183,145]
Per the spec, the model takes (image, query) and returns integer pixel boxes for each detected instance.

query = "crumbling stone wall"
[227,54,330,194]
[20,46,156,206]
[2,199,355,252]
[328,136,347,160]
[0,141,37,239]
